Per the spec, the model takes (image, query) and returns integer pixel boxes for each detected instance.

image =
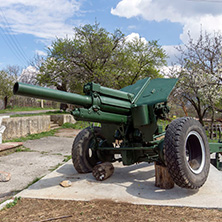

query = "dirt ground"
[0,198,221,222]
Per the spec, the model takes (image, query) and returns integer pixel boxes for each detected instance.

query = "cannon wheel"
[72,127,104,173]
[164,117,210,189]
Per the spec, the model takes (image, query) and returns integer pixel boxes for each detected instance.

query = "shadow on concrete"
[26,162,197,201]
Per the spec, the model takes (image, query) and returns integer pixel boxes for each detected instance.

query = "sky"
[0,0,222,70]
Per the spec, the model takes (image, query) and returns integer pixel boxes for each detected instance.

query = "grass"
[61,122,91,129]
[63,155,72,162]
[49,155,72,172]
[11,110,69,117]
[15,147,31,152]
[2,121,93,143]
[3,129,58,143]
[25,176,44,189]
[158,119,171,130]
[0,106,55,114]
[4,197,21,210]
[61,121,101,129]
[49,163,63,172]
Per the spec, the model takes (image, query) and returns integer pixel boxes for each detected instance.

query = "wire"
[0,8,29,64]
[0,26,27,66]
[0,8,29,66]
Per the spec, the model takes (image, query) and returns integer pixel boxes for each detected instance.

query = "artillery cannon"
[13,78,222,189]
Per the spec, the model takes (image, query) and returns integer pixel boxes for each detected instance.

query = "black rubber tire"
[72,127,103,173]
[164,117,210,189]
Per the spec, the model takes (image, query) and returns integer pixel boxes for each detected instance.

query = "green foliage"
[25,177,43,188]
[0,71,13,98]
[0,66,20,109]
[38,22,166,93]
[63,155,72,162]
[61,121,90,129]
[116,38,166,88]
[10,110,67,117]
[5,197,21,209]
[158,119,171,130]
[0,106,56,114]
[170,30,222,125]
[61,121,100,129]
[49,163,62,172]
[3,129,58,143]
[15,147,31,152]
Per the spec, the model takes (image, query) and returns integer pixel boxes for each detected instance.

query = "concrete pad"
[23,136,73,155]
[17,161,222,209]
[0,152,65,196]
[0,136,73,201]
[54,128,80,138]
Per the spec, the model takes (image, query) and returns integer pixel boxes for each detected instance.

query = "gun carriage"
[13,77,222,189]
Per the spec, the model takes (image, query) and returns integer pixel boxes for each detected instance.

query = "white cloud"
[163,45,181,65]
[0,0,82,40]
[111,0,222,44]
[127,25,137,30]
[125,32,147,44]
[35,50,47,56]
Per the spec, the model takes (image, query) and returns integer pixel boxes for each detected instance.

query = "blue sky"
[0,0,222,70]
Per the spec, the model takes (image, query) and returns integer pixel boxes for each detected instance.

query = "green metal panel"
[209,142,222,153]
[132,105,149,127]
[121,78,178,106]
[120,78,151,97]
[135,78,178,106]
[131,78,151,104]
[100,96,131,109]
[72,108,128,124]
[84,82,134,101]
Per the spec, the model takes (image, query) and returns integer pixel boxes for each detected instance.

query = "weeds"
[5,197,21,209]
[61,121,101,129]
[49,163,62,172]
[11,110,69,118]
[144,206,149,213]
[63,155,72,162]
[15,147,31,152]
[3,129,58,143]
[0,106,55,114]
[25,176,44,188]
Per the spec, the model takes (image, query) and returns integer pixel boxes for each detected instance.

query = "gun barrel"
[13,82,92,107]
[13,82,131,115]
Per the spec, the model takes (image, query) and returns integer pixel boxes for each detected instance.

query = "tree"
[0,65,19,109]
[38,22,166,93]
[115,37,166,89]
[170,30,222,126]
[19,66,39,84]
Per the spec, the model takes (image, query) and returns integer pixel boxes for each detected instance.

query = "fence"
[159,119,222,141]
[204,123,222,141]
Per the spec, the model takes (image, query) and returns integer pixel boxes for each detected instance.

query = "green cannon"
[13,78,222,189]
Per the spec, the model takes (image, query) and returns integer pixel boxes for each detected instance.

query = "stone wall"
[2,116,51,140]
[50,114,76,126]
[1,114,76,141]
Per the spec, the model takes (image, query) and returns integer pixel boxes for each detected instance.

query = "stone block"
[50,114,76,126]
[2,116,51,140]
